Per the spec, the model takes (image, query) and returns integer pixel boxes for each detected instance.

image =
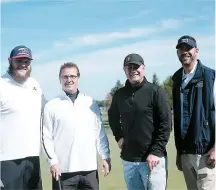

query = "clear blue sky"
[1,0,215,100]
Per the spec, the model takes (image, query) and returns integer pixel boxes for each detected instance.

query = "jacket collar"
[172,59,204,84]
[125,77,147,92]
[64,89,79,97]
[60,89,80,100]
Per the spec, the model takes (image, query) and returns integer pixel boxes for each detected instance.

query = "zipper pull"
[129,93,135,105]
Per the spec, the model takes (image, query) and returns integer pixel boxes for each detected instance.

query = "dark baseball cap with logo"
[176,35,197,49]
[9,45,33,60]
[124,53,144,66]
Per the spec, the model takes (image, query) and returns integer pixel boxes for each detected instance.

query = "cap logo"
[126,56,131,62]
[181,38,188,43]
[17,48,30,56]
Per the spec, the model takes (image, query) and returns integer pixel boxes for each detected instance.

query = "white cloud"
[67,27,155,46]
[53,18,185,48]
[160,19,184,29]
[33,18,189,60]
[32,35,215,101]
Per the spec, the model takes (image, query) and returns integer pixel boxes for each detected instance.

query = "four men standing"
[1,35,215,190]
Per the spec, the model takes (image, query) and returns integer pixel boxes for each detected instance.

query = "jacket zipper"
[130,93,135,105]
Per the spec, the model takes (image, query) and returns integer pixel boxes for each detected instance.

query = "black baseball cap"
[176,35,197,49]
[124,53,144,66]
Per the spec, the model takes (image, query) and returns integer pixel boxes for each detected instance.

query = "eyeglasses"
[61,75,78,80]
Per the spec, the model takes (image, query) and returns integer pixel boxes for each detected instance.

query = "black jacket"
[108,78,172,162]
[172,60,215,154]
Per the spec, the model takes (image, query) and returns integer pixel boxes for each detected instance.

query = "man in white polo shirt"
[0,45,46,189]
[42,62,111,190]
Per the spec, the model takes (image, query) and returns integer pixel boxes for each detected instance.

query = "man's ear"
[194,48,199,57]
[140,64,145,70]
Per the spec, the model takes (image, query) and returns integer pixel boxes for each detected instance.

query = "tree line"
[96,73,173,109]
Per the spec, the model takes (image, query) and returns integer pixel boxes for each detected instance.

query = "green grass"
[40,128,186,190]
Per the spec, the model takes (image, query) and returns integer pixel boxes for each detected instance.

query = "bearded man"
[172,35,215,190]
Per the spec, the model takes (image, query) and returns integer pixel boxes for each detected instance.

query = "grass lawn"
[40,128,186,190]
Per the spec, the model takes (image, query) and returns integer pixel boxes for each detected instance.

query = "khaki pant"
[181,154,215,190]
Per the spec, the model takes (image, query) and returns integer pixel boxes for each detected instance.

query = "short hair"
[59,62,80,78]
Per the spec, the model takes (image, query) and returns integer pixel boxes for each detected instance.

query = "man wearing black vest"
[172,35,215,190]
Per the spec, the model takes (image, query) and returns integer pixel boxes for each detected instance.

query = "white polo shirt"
[0,72,46,161]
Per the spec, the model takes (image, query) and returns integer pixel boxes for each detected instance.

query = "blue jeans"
[122,157,167,190]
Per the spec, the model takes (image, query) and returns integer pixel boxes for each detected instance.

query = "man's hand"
[50,164,61,181]
[176,154,183,171]
[206,146,215,168]
[146,154,160,171]
[117,138,124,149]
[102,158,111,177]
